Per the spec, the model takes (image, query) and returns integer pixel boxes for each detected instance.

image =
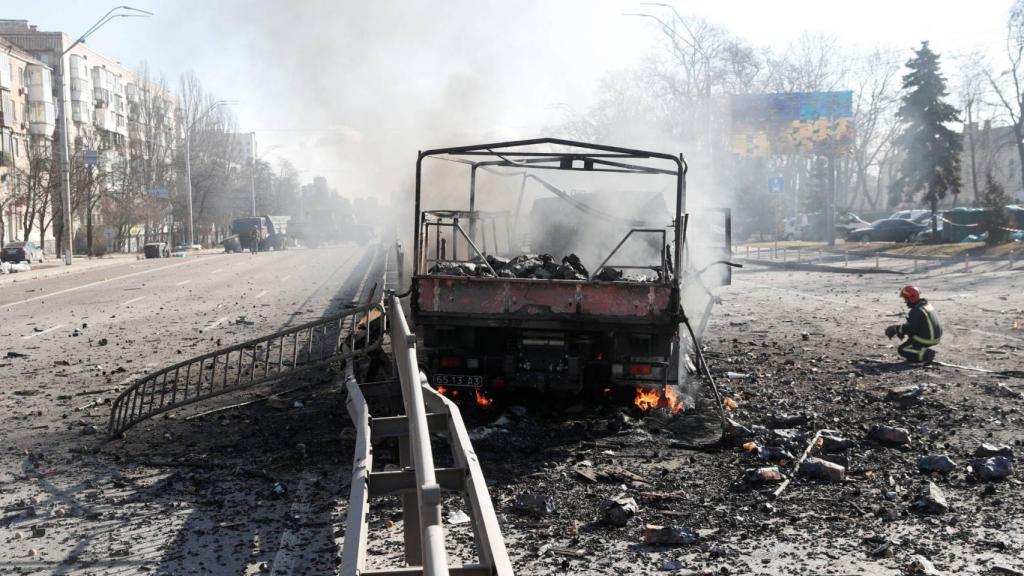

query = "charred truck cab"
[411,138,729,396]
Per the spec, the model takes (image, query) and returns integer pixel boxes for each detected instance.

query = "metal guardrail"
[108,301,384,437]
[341,293,513,576]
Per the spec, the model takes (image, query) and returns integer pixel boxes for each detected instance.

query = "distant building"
[962,121,1024,205]
[0,36,54,245]
[0,19,179,251]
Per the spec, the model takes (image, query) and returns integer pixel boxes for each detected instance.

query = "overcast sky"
[8,0,1016,195]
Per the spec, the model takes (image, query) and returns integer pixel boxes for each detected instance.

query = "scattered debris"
[908,554,943,575]
[975,443,1014,459]
[917,455,956,474]
[642,524,696,546]
[744,466,785,485]
[819,434,854,453]
[887,384,924,407]
[447,509,471,525]
[798,457,846,482]
[757,446,795,463]
[869,424,911,445]
[970,457,1014,481]
[513,493,555,517]
[602,494,639,526]
[915,482,948,514]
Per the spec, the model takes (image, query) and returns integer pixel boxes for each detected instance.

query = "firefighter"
[885,285,942,363]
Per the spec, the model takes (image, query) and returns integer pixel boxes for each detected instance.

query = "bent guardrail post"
[108,300,384,438]
[340,361,372,575]
[388,292,450,575]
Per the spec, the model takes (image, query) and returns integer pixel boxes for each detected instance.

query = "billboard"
[730,91,853,156]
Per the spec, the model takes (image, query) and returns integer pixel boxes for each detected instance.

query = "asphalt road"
[2,244,381,359]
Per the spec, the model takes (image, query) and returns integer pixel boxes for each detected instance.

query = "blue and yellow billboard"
[730,91,853,156]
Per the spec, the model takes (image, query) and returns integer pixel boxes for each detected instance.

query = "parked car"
[889,209,930,222]
[912,220,943,243]
[1,241,44,263]
[783,212,871,241]
[143,242,170,259]
[847,219,928,243]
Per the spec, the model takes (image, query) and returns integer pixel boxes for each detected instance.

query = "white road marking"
[200,317,228,332]
[211,268,223,275]
[175,279,191,286]
[21,324,66,340]
[255,290,269,299]
[280,275,291,281]
[0,259,195,311]
[122,296,146,306]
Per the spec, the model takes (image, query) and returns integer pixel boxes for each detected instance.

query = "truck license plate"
[433,374,482,387]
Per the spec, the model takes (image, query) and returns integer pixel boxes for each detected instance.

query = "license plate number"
[433,374,482,387]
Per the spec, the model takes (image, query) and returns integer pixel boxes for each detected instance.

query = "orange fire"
[633,386,685,414]
[474,388,493,408]
[663,385,685,414]
[634,387,661,411]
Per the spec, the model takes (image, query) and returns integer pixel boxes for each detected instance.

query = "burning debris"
[632,386,686,414]
[428,252,652,282]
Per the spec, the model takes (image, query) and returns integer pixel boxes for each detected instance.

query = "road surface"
[0,244,384,575]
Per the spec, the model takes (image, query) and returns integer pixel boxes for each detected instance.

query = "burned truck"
[411,138,731,397]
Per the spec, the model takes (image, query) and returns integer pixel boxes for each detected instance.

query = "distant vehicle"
[889,209,930,222]
[230,215,290,252]
[222,235,242,253]
[143,242,170,258]
[912,220,943,243]
[1,241,43,263]
[847,219,928,243]
[783,212,870,241]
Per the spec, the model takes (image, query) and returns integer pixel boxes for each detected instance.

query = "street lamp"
[184,100,234,246]
[56,5,153,265]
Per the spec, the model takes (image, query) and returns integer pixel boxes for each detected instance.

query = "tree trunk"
[1015,122,1024,199]
[966,113,980,205]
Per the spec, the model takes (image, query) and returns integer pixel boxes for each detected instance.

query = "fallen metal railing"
[108,301,384,437]
[341,293,513,576]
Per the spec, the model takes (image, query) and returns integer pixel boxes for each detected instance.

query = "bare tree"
[986,0,1024,197]
[847,50,901,213]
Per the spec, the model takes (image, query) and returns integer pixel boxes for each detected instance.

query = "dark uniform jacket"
[898,299,942,346]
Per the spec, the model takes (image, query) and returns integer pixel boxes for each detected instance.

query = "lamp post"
[56,6,152,265]
[184,100,233,246]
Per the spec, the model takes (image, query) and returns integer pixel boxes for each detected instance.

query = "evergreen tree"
[979,172,1010,244]
[891,42,962,238]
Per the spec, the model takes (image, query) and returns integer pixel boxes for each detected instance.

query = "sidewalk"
[0,253,143,286]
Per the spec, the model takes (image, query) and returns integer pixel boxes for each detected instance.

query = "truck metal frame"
[412,138,694,394]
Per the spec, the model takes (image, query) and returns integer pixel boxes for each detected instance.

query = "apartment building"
[0,36,55,246]
[0,19,179,252]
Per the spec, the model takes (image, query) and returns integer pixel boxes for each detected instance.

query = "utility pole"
[250,131,257,216]
[55,6,153,265]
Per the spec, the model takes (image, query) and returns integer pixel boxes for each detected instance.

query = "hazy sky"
[7,0,1016,195]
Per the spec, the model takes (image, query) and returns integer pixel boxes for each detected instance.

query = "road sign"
[82,149,99,166]
[148,187,169,199]
[768,176,785,195]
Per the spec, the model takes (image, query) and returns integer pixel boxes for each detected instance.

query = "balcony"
[26,65,53,104]
[94,107,117,132]
[28,101,55,136]
[69,54,90,80]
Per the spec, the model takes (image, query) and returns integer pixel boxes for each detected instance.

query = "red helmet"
[899,285,921,305]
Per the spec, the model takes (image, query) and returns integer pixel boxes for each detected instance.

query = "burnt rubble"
[428,253,655,282]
